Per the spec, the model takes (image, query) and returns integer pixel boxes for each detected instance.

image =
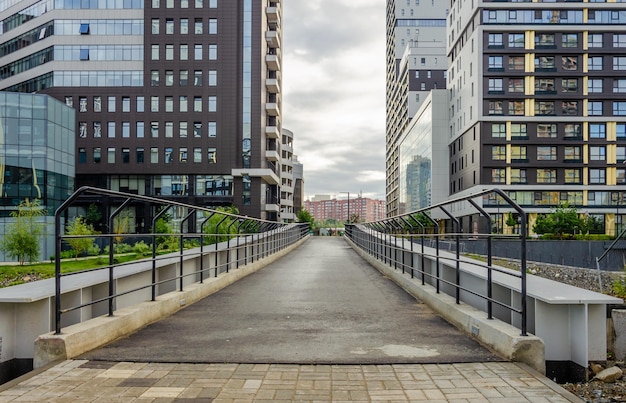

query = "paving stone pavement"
[0,360,582,402]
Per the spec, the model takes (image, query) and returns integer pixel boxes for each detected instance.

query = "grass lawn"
[0,254,143,288]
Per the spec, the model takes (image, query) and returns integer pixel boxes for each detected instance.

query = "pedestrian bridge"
[0,187,622,386]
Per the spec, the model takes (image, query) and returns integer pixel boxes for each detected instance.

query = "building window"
[535,33,555,48]
[79,48,89,60]
[93,122,101,137]
[165,44,174,60]
[151,147,158,163]
[208,121,216,137]
[511,146,527,161]
[562,33,577,47]
[491,123,505,138]
[194,97,202,112]
[509,56,524,71]
[208,18,217,34]
[535,101,555,115]
[165,70,173,86]
[208,44,217,60]
[194,44,202,60]
[122,122,130,138]
[180,122,188,137]
[614,56,626,71]
[107,147,115,164]
[492,146,506,160]
[194,122,201,137]
[208,70,217,86]
[107,122,115,138]
[508,33,524,48]
[588,79,603,93]
[508,78,524,93]
[165,147,173,164]
[535,56,555,70]
[535,78,555,93]
[165,121,173,137]
[590,146,606,161]
[564,146,581,161]
[488,78,503,93]
[562,101,578,115]
[617,169,626,184]
[564,123,582,139]
[151,44,159,60]
[165,96,173,112]
[537,146,557,160]
[488,33,503,47]
[561,78,578,93]
[78,97,87,112]
[509,101,524,116]
[122,148,130,163]
[136,121,144,138]
[617,123,626,139]
[564,169,581,184]
[208,147,216,163]
[488,101,503,115]
[194,70,202,86]
[151,96,159,112]
[588,33,603,48]
[614,33,626,47]
[179,147,187,163]
[78,148,86,163]
[79,23,90,35]
[180,18,188,34]
[208,96,217,112]
[537,169,557,184]
[180,44,188,60]
[492,168,506,184]
[151,70,159,86]
[179,96,188,112]
[65,96,73,107]
[488,56,503,70]
[562,56,577,71]
[108,96,116,112]
[136,96,144,112]
[180,70,188,86]
[588,101,603,116]
[510,169,527,184]
[165,18,174,34]
[194,147,202,163]
[589,168,606,184]
[121,97,130,112]
[209,0,216,8]
[537,124,557,138]
[617,146,626,162]
[137,147,144,163]
[614,79,626,93]
[151,122,159,137]
[151,19,159,34]
[614,101,626,115]
[79,122,87,137]
[588,56,603,71]
[94,147,101,163]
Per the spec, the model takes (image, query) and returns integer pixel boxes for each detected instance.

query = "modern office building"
[397,89,448,215]
[292,154,303,217]
[386,0,449,217]
[447,0,626,235]
[0,0,285,222]
[279,128,295,222]
[0,92,75,261]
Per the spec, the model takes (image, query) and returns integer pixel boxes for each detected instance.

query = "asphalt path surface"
[80,237,502,365]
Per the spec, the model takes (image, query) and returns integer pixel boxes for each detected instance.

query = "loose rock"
[594,366,623,383]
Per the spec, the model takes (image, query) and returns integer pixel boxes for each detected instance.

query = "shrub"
[133,240,151,256]
[87,244,101,256]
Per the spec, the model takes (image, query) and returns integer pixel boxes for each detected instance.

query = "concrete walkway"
[0,360,581,402]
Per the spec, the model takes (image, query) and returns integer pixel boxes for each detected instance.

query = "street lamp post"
[340,192,350,224]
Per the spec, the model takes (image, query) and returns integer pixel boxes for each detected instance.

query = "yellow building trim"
[527,31,535,49]
[608,121,617,141]
[608,144,617,164]
[583,99,589,118]
[583,9,588,24]
[583,167,588,185]
[506,166,511,184]
[506,143,512,164]
[526,53,534,72]
[583,144,589,164]
[582,76,589,96]
[582,190,588,206]
[528,98,535,117]
[526,76,534,96]
[608,167,617,185]
[583,119,589,141]
[582,53,588,73]
[506,121,511,141]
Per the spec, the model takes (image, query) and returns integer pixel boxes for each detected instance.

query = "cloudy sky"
[282,0,387,201]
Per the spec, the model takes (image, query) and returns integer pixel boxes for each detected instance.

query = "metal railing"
[345,188,529,336]
[595,225,626,292]
[54,186,309,334]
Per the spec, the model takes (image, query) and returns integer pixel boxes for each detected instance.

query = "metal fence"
[345,188,529,336]
[54,186,309,334]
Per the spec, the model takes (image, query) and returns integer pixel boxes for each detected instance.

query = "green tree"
[84,203,102,229]
[297,209,314,229]
[112,211,131,244]
[202,206,240,244]
[0,199,46,265]
[533,204,582,239]
[65,217,96,259]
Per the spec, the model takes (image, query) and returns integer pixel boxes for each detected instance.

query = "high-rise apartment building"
[386,0,448,217]
[0,0,285,222]
[447,0,626,234]
[304,196,386,223]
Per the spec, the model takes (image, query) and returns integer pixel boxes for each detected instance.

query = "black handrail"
[345,188,529,336]
[54,186,308,334]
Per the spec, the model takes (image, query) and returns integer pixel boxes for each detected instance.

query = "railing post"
[440,206,461,305]
[179,209,197,291]
[108,198,133,316]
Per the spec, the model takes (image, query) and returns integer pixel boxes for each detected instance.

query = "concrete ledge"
[34,236,309,368]
[345,237,545,374]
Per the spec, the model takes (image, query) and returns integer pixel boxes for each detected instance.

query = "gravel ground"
[490,257,625,402]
